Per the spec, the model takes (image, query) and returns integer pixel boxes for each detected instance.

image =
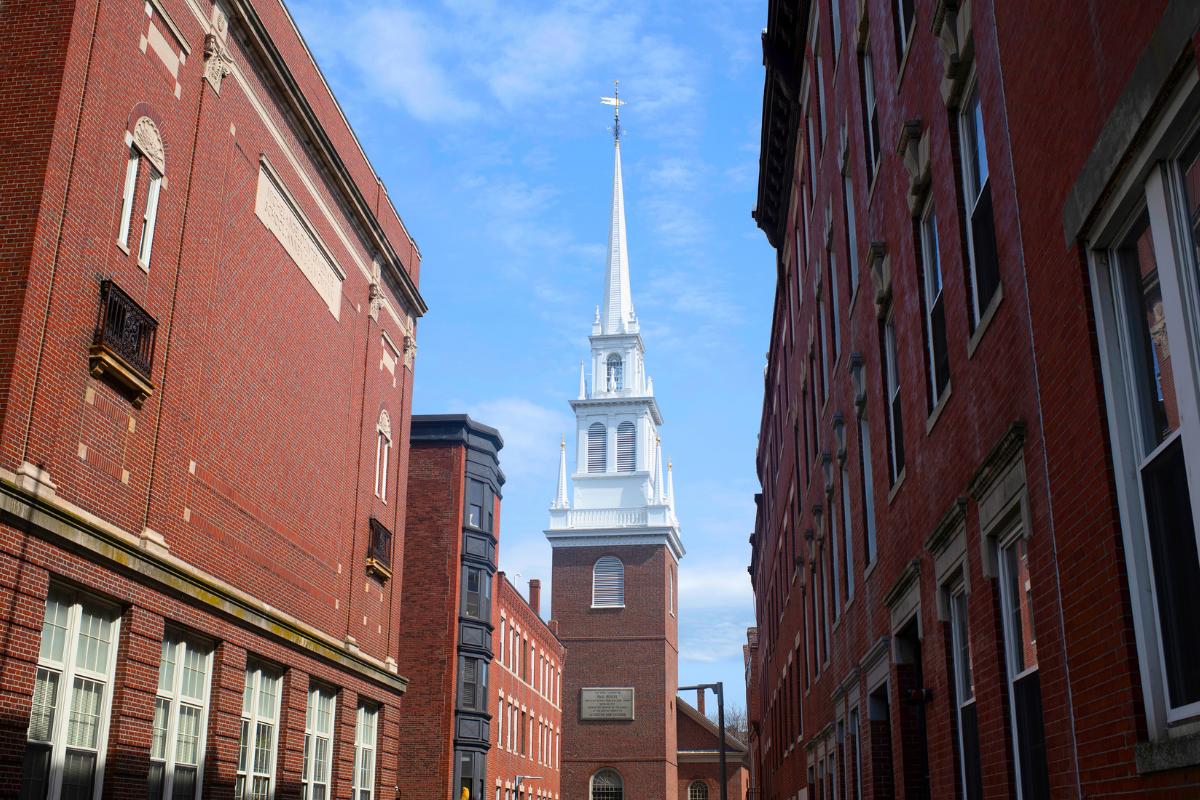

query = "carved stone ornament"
[368,279,382,322]
[897,119,932,216]
[377,409,392,441]
[848,353,867,417]
[203,33,234,94]
[930,0,974,108]
[403,334,417,369]
[866,242,892,318]
[132,117,165,174]
[831,413,847,465]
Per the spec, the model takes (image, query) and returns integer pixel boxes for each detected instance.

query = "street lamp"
[514,775,542,800]
[679,682,727,800]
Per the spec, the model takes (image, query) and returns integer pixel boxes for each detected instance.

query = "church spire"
[600,83,633,335]
[553,438,569,509]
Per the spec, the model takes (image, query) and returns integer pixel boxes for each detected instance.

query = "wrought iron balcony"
[89,280,157,408]
[367,517,393,580]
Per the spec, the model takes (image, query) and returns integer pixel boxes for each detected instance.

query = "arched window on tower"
[590,768,624,800]
[592,557,624,608]
[688,780,710,800]
[588,423,607,473]
[118,116,166,268]
[616,421,636,472]
[606,353,623,391]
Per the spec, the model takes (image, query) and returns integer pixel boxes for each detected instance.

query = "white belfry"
[545,93,684,562]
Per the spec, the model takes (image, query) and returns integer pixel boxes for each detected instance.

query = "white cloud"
[679,563,753,609]
[464,397,574,483]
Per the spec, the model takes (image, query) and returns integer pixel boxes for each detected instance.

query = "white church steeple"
[545,86,683,561]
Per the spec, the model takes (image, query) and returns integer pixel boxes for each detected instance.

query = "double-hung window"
[894,0,915,62]
[960,81,1001,326]
[353,705,377,800]
[861,46,881,183]
[829,246,841,359]
[949,584,982,800]
[884,317,905,481]
[302,686,335,800]
[21,587,120,800]
[858,416,877,564]
[1091,121,1200,732]
[236,664,281,800]
[843,169,859,289]
[815,26,827,144]
[841,468,854,597]
[150,633,213,800]
[921,203,950,404]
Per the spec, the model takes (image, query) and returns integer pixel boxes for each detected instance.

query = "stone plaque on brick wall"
[581,688,635,720]
[255,165,344,319]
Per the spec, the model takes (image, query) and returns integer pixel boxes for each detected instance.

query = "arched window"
[375,410,392,502]
[592,557,624,608]
[119,116,166,268]
[590,768,623,800]
[588,423,607,473]
[616,421,636,472]
[669,566,675,617]
[688,780,709,800]
[606,353,623,391]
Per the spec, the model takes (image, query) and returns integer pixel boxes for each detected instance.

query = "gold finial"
[561,436,566,450]
[601,80,626,144]
[668,459,672,470]
[656,436,661,444]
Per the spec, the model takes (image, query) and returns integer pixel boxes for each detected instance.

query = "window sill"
[967,280,1005,359]
[590,604,624,610]
[887,467,907,504]
[137,258,150,275]
[848,279,861,320]
[864,558,879,583]
[866,160,882,210]
[925,380,952,436]
[894,23,917,95]
[1135,728,1200,774]
[116,240,131,256]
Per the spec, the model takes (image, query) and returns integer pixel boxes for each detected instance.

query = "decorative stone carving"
[403,335,417,369]
[897,119,931,215]
[132,116,165,173]
[211,1,230,41]
[204,33,234,94]
[848,353,866,417]
[854,0,870,52]
[865,242,891,318]
[831,413,847,465]
[930,0,974,108]
[377,409,392,441]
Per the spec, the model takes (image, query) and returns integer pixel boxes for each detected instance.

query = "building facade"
[0,0,424,798]
[749,0,1200,798]
[399,415,503,800]
[546,111,686,800]
[489,574,566,800]
[676,693,751,800]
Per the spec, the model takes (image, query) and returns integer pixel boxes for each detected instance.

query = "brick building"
[749,0,1200,798]
[489,573,566,800]
[0,0,424,798]
[676,692,750,800]
[398,415,503,800]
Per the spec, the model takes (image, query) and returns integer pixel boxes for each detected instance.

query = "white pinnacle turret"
[666,460,675,516]
[579,361,587,400]
[653,438,665,504]
[553,439,569,509]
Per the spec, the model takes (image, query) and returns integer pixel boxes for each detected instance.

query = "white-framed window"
[21,586,121,800]
[921,202,950,404]
[235,663,281,800]
[815,26,827,144]
[949,582,982,800]
[830,0,842,58]
[117,147,140,247]
[592,556,624,608]
[858,415,877,565]
[819,278,830,402]
[997,530,1050,800]
[830,500,841,616]
[606,354,623,391]
[149,633,213,800]
[894,0,915,59]
[588,422,607,473]
[830,247,841,358]
[374,410,392,502]
[884,317,905,481]
[959,78,1001,325]
[353,704,377,800]
[616,421,636,472]
[590,768,623,800]
[862,44,881,182]
[302,686,335,800]
[1090,108,1200,733]
[808,111,818,187]
[843,170,859,289]
[499,619,506,667]
[138,168,163,266]
[688,779,710,799]
[841,468,854,597]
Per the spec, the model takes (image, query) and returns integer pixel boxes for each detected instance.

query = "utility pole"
[514,775,542,800]
[679,682,727,800]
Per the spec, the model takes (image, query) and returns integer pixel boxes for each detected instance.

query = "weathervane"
[601,80,626,144]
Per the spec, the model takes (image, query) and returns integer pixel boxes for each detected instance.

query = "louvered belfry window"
[593,557,625,607]
[616,421,636,472]
[588,423,607,473]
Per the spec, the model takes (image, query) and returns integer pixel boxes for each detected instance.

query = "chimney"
[548,619,558,636]
[697,688,705,716]
[529,579,541,616]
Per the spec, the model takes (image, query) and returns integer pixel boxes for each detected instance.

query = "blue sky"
[289,0,775,708]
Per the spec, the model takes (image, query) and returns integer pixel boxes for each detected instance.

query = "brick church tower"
[546,89,685,800]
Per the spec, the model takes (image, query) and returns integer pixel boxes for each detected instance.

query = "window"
[590,768,623,800]
[20,587,120,800]
[830,247,841,358]
[842,469,854,597]
[894,0,915,60]
[830,0,842,58]
[375,410,392,502]
[858,417,877,564]
[588,423,607,473]
[830,503,841,614]
[808,111,818,189]
[950,586,982,800]
[616,421,636,472]
[457,751,484,800]
[150,634,212,800]
[884,317,905,481]
[499,619,506,666]
[844,171,859,289]
[868,685,895,798]
[819,284,830,402]
[236,664,281,800]
[521,712,528,755]
[460,656,489,711]
[998,534,1050,800]
[303,686,335,800]
[465,478,493,532]
[593,556,624,607]
[669,567,675,617]
[607,353,623,391]
[815,27,827,144]
[849,707,862,800]
[960,82,1001,325]
[462,566,491,621]
[861,46,881,182]
[689,780,709,799]
[920,203,950,404]
[139,168,163,266]
[353,705,377,800]
[117,147,140,247]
